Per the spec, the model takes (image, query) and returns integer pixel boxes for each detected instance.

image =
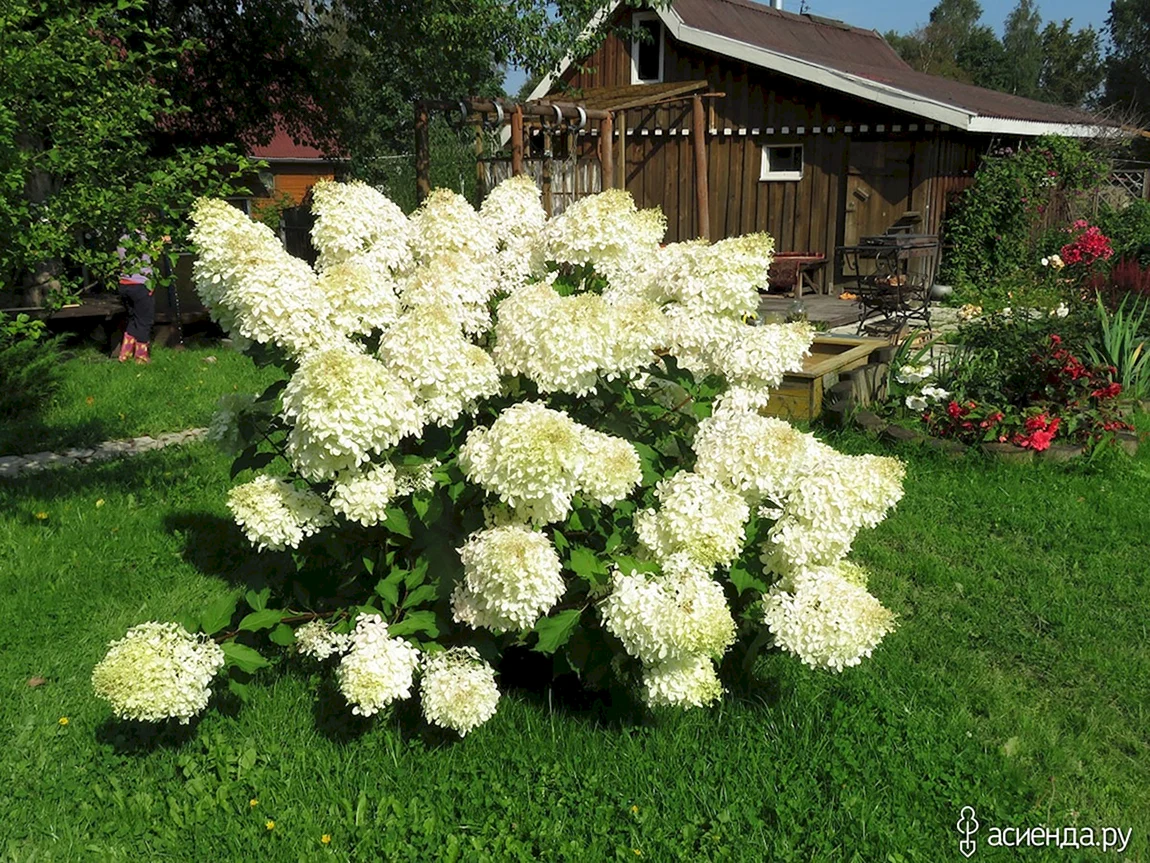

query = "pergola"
[414,81,720,239]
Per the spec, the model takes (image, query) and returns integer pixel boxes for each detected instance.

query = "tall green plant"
[1085,293,1150,400]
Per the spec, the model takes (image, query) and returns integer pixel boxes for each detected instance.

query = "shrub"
[1096,198,1150,267]
[941,137,1108,296]
[89,180,909,736]
[0,312,63,421]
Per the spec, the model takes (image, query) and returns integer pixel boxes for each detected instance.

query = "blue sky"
[503,0,1111,93]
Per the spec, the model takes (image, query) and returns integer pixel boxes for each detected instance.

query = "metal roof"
[531,0,1119,136]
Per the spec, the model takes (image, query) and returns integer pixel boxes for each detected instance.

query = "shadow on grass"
[164,511,294,594]
[0,415,112,458]
[95,716,203,755]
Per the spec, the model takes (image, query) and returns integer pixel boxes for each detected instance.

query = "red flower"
[1091,382,1122,400]
[1049,334,1062,346]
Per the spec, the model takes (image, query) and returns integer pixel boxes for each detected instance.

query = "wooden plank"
[726,138,744,237]
[741,134,759,235]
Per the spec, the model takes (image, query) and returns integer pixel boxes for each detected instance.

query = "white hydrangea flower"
[419,647,501,736]
[295,619,351,660]
[452,524,566,631]
[762,568,897,671]
[227,475,334,552]
[458,402,588,525]
[188,198,336,357]
[399,252,497,337]
[480,174,547,251]
[410,188,496,263]
[395,460,441,497]
[761,451,905,573]
[650,234,773,319]
[601,566,736,664]
[634,472,750,570]
[578,429,642,507]
[379,306,501,426]
[336,613,421,716]
[544,189,666,284]
[692,406,826,505]
[492,281,665,396]
[310,179,413,273]
[1049,302,1070,318]
[316,257,402,337]
[708,322,814,391]
[641,654,724,708]
[92,622,226,724]
[661,305,746,377]
[281,342,423,481]
[329,463,399,527]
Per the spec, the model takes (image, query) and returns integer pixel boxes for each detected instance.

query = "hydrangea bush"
[92,177,907,736]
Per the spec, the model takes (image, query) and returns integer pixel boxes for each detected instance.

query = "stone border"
[0,428,207,479]
[820,358,1141,462]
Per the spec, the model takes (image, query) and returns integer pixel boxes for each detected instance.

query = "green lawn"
[0,344,282,455]
[1,429,1148,861]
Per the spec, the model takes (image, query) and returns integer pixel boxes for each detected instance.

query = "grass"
[0,344,282,455]
[1,429,1148,860]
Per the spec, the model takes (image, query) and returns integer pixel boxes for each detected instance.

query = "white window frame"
[760,143,804,181]
[630,11,664,84]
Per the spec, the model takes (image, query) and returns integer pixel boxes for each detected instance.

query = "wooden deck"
[758,291,861,328]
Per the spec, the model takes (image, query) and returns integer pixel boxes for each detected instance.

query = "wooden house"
[526,0,1112,287]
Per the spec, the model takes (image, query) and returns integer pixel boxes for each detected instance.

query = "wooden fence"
[480,158,602,217]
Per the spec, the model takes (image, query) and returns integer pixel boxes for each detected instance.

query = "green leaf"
[227,678,251,703]
[402,583,438,608]
[728,563,768,596]
[268,623,296,647]
[567,509,585,531]
[238,608,284,632]
[375,577,400,609]
[388,610,439,638]
[244,587,270,611]
[383,507,412,538]
[200,594,238,635]
[221,642,269,673]
[404,558,429,589]
[533,609,582,654]
[362,554,375,575]
[567,546,604,581]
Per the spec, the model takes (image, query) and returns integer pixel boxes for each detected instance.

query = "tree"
[1038,21,1103,108]
[1001,0,1043,99]
[1103,0,1150,122]
[0,0,253,303]
[885,0,996,84]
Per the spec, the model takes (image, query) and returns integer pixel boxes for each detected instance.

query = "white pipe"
[773,0,783,8]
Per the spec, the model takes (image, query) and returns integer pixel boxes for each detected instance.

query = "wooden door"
[843,141,914,246]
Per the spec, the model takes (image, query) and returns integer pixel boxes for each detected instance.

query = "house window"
[631,12,664,84]
[760,144,803,181]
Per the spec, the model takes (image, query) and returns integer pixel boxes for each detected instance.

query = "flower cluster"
[492,280,667,395]
[336,614,421,717]
[281,344,422,481]
[1060,220,1113,268]
[329,463,399,527]
[419,647,501,736]
[763,564,897,671]
[459,402,640,524]
[634,472,750,570]
[295,620,351,661]
[92,622,225,723]
[453,524,566,631]
[227,475,333,551]
[544,189,666,283]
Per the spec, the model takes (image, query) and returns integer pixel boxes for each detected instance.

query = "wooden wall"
[556,10,986,284]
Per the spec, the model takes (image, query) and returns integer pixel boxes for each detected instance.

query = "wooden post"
[617,110,626,190]
[542,127,553,217]
[600,112,614,190]
[415,101,431,203]
[692,95,710,241]
[511,106,524,177]
[1143,168,1150,201]
[474,121,485,203]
